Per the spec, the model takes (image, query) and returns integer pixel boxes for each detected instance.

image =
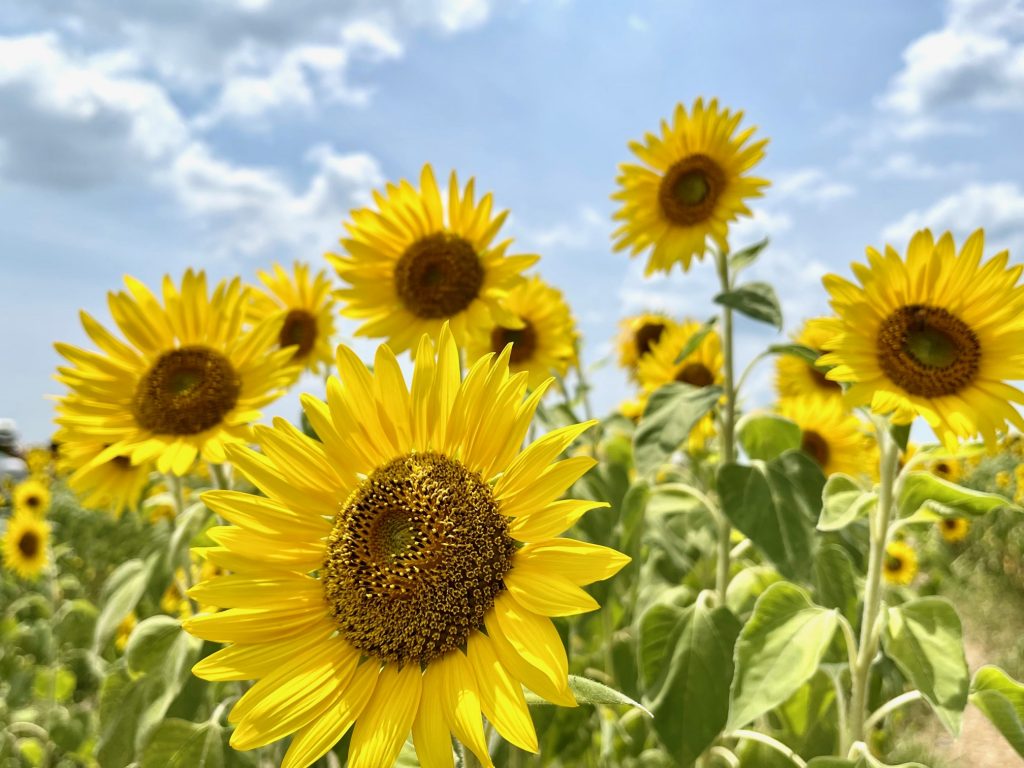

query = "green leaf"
[53,599,99,648]
[813,544,858,624]
[890,422,911,452]
[673,316,718,364]
[725,566,782,617]
[638,599,740,764]
[714,281,783,329]
[728,582,838,730]
[524,676,650,715]
[728,238,769,274]
[633,383,722,477]
[898,471,1012,520]
[32,667,76,703]
[141,718,224,768]
[126,616,184,676]
[767,343,820,366]
[619,481,650,567]
[736,413,801,461]
[818,474,876,532]
[718,451,824,580]
[882,597,968,735]
[94,559,150,651]
[970,665,1024,756]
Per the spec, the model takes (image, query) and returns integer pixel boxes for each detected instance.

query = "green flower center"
[658,153,726,226]
[395,233,484,319]
[133,346,240,435]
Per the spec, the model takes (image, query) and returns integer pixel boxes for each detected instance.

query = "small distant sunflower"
[883,541,918,585]
[250,262,337,376]
[330,165,538,353]
[938,517,970,543]
[777,397,877,478]
[996,470,1011,490]
[2,513,50,580]
[776,318,844,402]
[54,270,297,476]
[465,275,577,389]
[25,447,52,477]
[925,456,962,484]
[14,478,50,517]
[57,435,152,518]
[182,326,628,768]
[616,313,677,380]
[820,229,1024,448]
[637,320,723,449]
[612,98,769,275]
[115,612,137,652]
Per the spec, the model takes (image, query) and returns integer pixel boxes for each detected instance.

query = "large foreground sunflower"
[612,98,769,275]
[54,271,297,476]
[616,313,677,381]
[14,478,50,517]
[465,275,577,389]
[330,165,538,353]
[182,326,629,767]
[2,513,50,579]
[249,262,337,376]
[776,318,844,402]
[820,229,1024,448]
[777,396,877,478]
[637,320,723,449]
[56,433,153,518]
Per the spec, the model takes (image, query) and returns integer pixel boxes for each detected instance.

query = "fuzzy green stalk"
[846,419,900,746]
[166,473,200,616]
[715,249,736,604]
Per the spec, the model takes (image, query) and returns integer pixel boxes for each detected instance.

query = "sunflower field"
[5,97,1024,768]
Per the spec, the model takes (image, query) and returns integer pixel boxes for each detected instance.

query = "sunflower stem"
[209,462,231,491]
[166,473,201,616]
[714,248,736,604]
[847,418,899,746]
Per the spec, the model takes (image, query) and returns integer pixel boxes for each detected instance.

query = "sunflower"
[636,320,723,449]
[249,262,337,376]
[330,165,538,354]
[777,396,877,478]
[616,313,677,381]
[938,517,970,543]
[13,478,50,517]
[612,98,769,275]
[925,455,961,484]
[465,275,577,390]
[182,326,628,768]
[882,541,918,585]
[56,435,152,518]
[2,513,50,580]
[776,318,844,402]
[54,271,298,476]
[820,229,1024,448]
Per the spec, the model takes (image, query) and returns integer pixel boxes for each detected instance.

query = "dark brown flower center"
[25,495,40,509]
[18,531,40,558]
[111,455,134,470]
[877,305,980,398]
[810,366,841,393]
[322,452,515,666]
[658,154,727,226]
[885,554,904,573]
[491,320,537,364]
[394,233,484,319]
[279,309,318,360]
[801,430,831,468]
[676,362,715,388]
[941,518,958,531]
[132,346,240,435]
[634,322,666,358]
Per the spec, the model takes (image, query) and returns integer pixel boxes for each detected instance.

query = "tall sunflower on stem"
[182,325,628,768]
[330,165,538,353]
[612,97,769,275]
[54,270,297,476]
[2,512,50,580]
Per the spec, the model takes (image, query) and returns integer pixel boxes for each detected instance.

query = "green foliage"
[882,598,969,735]
[140,718,224,768]
[638,597,740,765]
[714,281,784,329]
[729,583,838,730]
[818,474,875,532]
[898,471,1013,520]
[633,383,722,477]
[969,665,1024,756]
[736,413,801,461]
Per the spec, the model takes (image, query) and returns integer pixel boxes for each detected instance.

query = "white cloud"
[773,167,855,206]
[869,152,976,180]
[168,142,385,258]
[0,33,189,187]
[881,0,1024,119]
[730,208,793,245]
[518,206,608,251]
[882,181,1024,254]
[627,14,649,32]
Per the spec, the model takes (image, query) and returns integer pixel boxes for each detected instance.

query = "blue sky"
[3,0,1024,442]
